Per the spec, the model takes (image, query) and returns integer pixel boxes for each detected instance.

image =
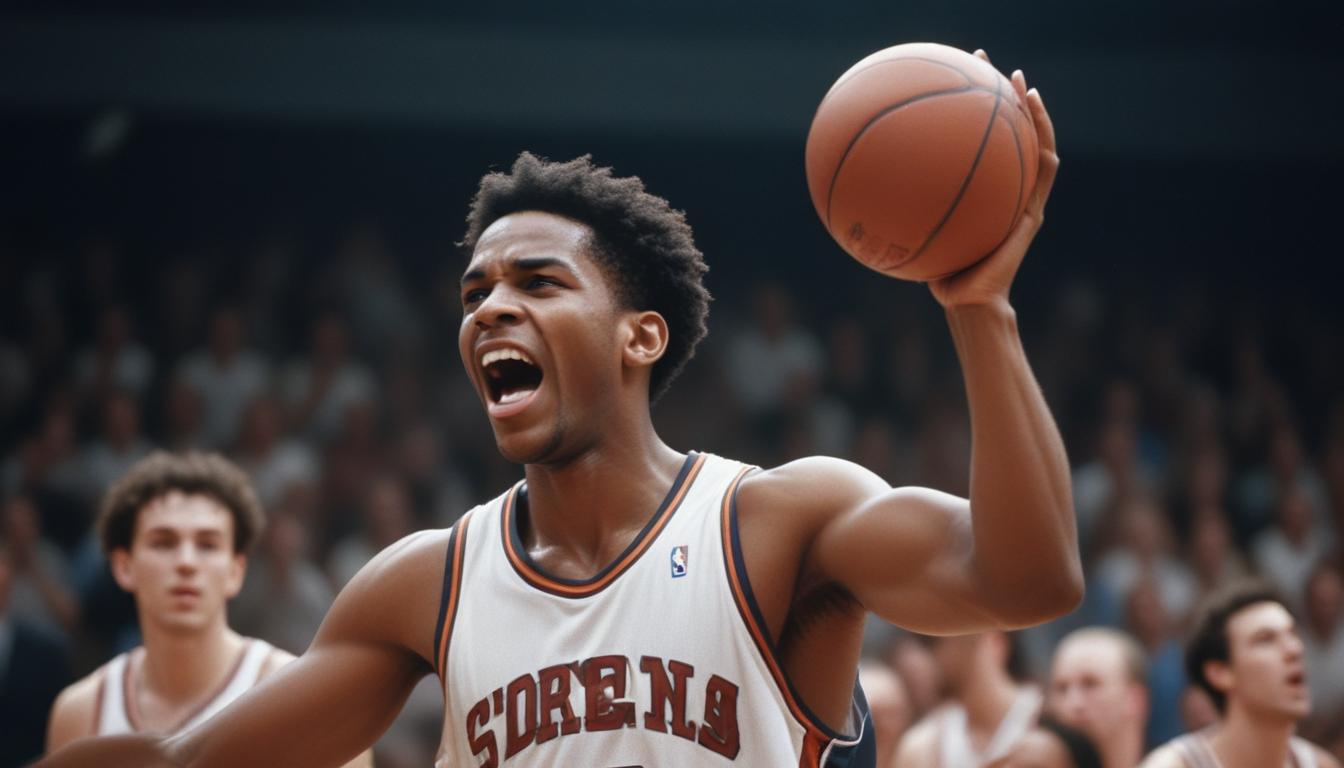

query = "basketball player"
[1139,582,1339,768]
[43,63,1080,767]
[893,632,1043,767]
[1046,627,1148,768]
[43,452,370,767]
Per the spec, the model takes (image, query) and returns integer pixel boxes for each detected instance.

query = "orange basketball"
[805,43,1038,281]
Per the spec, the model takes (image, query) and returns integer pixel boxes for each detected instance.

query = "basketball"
[805,42,1039,281]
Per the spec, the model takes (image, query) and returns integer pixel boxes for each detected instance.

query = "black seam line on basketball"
[911,79,1004,260]
[823,84,996,229]
[814,55,973,113]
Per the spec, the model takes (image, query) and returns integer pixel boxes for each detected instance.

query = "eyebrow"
[461,256,575,286]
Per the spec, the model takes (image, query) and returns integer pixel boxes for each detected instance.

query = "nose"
[175,542,200,572]
[472,287,523,330]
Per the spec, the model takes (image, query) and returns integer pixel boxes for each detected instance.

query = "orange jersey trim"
[435,510,473,678]
[719,466,838,749]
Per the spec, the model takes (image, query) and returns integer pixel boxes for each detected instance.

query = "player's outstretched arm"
[741,63,1079,635]
[40,529,450,768]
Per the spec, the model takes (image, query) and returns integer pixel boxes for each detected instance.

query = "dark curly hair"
[1184,580,1286,714]
[460,152,711,401]
[98,451,266,555]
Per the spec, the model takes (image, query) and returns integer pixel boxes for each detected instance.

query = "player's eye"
[462,288,488,306]
[527,276,559,289]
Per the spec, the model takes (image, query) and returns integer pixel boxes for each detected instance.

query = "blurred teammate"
[1140,582,1339,768]
[894,632,1042,767]
[44,65,1079,767]
[1047,627,1148,768]
[44,452,369,767]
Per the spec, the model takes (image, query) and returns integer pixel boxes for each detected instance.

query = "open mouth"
[482,348,544,405]
[1287,671,1306,687]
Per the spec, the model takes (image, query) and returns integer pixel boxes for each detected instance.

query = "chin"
[492,420,568,466]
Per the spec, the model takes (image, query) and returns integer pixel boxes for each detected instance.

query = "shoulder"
[737,456,887,518]
[46,665,107,751]
[1137,743,1190,768]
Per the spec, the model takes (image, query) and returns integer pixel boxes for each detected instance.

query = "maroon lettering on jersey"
[536,662,582,743]
[466,697,499,768]
[582,655,637,731]
[698,674,741,759]
[504,673,539,759]
[639,656,697,741]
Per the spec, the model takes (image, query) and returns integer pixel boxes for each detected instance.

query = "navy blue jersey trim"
[503,452,701,597]
[432,517,468,677]
[727,478,860,744]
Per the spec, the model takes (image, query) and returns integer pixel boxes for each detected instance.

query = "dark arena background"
[2,1,1342,765]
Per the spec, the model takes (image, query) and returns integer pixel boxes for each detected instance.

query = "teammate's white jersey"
[95,637,275,736]
[1167,727,1318,768]
[434,452,873,767]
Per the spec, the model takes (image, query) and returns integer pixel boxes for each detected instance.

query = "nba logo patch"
[670,546,689,578]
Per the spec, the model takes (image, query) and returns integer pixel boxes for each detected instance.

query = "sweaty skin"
[40,55,1080,767]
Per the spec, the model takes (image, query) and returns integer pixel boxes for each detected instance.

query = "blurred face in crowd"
[1305,565,1342,638]
[112,492,245,635]
[1047,633,1145,742]
[1189,508,1232,581]
[1205,601,1310,722]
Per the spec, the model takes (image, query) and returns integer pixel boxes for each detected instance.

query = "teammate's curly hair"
[461,152,711,402]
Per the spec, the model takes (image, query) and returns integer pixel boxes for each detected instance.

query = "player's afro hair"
[460,152,711,402]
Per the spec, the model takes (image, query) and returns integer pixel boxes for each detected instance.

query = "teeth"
[480,347,535,368]
[498,388,534,404]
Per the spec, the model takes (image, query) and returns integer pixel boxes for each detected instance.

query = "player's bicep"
[170,530,447,767]
[812,485,1001,634]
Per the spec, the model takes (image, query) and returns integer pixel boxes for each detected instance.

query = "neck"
[519,413,684,576]
[1099,725,1144,768]
[1209,705,1297,768]
[958,664,1023,735]
[138,614,244,703]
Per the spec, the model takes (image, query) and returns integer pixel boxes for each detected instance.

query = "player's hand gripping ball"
[805,42,1039,281]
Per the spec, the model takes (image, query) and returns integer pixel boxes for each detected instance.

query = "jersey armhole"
[432,510,474,681]
[719,467,866,752]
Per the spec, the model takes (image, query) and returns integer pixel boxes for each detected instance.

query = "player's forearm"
[945,300,1082,623]
[40,734,180,768]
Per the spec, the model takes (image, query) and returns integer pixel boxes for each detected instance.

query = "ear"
[1203,659,1233,698]
[224,553,247,599]
[110,548,136,592]
[621,311,670,371]
[1127,681,1150,720]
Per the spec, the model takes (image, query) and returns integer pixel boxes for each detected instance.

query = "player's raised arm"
[747,62,1080,635]
[41,529,449,768]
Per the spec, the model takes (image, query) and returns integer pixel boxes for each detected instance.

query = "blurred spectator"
[894,633,1040,767]
[2,402,87,549]
[230,513,332,655]
[0,335,30,435]
[280,312,376,444]
[725,283,823,417]
[1073,418,1157,555]
[1235,426,1330,540]
[1301,560,1344,741]
[1123,580,1186,747]
[886,632,943,724]
[1,495,77,638]
[334,222,422,359]
[914,390,971,498]
[320,401,389,544]
[73,305,154,404]
[1006,718,1103,768]
[1095,497,1196,624]
[1187,506,1250,605]
[1251,487,1335,612]
[175,306,272,449]
[161,378,207,453]
[859,660,913,768]
[327,476,413,589]
[395,424,472,528]
[233,395,319,510]
[1046,627,1148,768]
[849,416,916,488]
[0,544,72,768]
[77,390,154,505]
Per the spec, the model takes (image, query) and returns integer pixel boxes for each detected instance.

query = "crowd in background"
[2,219,1342,765]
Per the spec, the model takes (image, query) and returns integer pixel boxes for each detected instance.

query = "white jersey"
[434,452,873,767]
[934,686,1042,767]
[1168,727,1318,768]
[95,638,275,736]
